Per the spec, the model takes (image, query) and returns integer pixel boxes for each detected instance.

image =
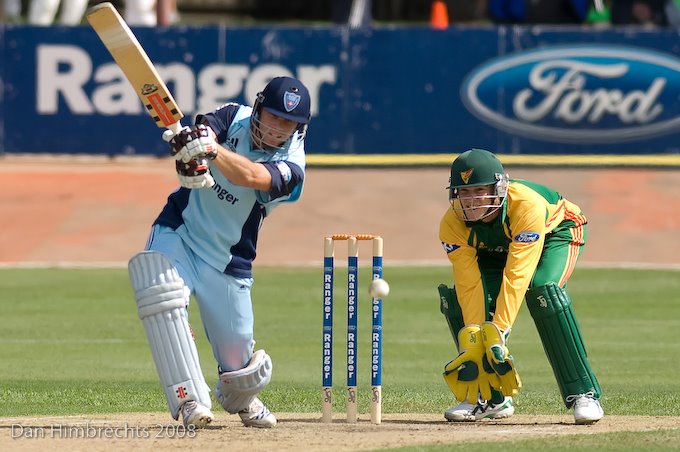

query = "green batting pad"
[526,283,602,407]
[438,284,465,346]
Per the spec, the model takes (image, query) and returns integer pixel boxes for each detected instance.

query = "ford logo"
[461,45,680,143]
[514,232,540,243]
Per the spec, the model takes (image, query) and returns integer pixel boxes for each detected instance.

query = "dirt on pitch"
[1,156,679,450]
[2,413,678,451]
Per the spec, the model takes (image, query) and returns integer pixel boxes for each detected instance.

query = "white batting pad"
[215,349,273,413]
[128,251,211,419]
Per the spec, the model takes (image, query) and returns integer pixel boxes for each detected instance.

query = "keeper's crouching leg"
[128,251,213,423]
[525,282,602,407]
[438,284,465,348]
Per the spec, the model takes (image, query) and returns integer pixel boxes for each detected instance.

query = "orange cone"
[431,0,449,29]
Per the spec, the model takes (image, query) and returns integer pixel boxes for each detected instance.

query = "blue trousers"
[146,224,255,373]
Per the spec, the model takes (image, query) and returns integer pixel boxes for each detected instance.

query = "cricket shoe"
[444,397,514,422]
[570,394,604,425]
[181,400,214,428]
[238,397,277,428]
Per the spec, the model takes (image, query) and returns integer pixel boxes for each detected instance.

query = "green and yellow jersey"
[439,180,586,331]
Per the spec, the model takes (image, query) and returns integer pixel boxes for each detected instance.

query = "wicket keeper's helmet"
[251,76,311,151]
[447,149,509,221]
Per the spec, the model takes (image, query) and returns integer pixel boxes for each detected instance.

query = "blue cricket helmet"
[258,76,311,124]
[250,76,311,151]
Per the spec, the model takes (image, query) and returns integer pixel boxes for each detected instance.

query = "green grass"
[1,266,679,448]
[390,429,680,452]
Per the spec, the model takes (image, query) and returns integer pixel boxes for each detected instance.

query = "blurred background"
[2,0,680,161]
[0,0,678,268]
[4,0,676,26]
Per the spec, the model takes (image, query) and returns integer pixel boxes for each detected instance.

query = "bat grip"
[166,120,184,137]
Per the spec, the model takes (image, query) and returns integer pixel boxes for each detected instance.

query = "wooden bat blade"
[86,2,183,130]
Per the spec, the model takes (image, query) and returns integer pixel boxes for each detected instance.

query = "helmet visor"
[449,185,505,222]
[250,110,305,151]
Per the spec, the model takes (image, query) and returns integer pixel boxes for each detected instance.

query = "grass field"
[1,266,679,450]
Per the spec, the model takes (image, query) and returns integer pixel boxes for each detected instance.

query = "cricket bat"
[86,2,184,135]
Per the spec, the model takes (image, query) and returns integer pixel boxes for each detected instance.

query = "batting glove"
[175,158,215,189]
[164,124,218,163]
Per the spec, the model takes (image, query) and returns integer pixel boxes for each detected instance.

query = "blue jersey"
[154,103,306,278]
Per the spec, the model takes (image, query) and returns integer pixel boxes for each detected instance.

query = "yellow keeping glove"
[481,322,522,397]
[443,325,500,402]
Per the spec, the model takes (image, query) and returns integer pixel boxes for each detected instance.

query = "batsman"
[128,76,311,429]
[438,149,603,424]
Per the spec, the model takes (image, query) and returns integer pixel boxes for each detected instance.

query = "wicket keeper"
[438,149,603,424]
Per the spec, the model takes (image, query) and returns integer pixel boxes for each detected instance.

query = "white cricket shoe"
[444,397,514,422]
[572,394,604,424]
[238,397,277,428]
[181,400,214,428]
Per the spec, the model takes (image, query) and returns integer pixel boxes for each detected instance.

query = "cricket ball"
[368,278,390,298]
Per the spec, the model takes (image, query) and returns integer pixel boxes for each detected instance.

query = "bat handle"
[166,120,184,137]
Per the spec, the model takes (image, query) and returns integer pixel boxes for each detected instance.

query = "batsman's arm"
[211,146,273,191]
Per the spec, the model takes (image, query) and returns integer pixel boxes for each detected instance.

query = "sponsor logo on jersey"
[211,182,240,205]
[514,231,540,243]
[461,45,680,143]
[441,242,460,253]
[477,242,507,254]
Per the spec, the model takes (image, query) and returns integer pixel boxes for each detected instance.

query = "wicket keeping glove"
[443,325,500,402]
[164,124,218,163]
[175,158,215,189]
[481,322,522,397]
